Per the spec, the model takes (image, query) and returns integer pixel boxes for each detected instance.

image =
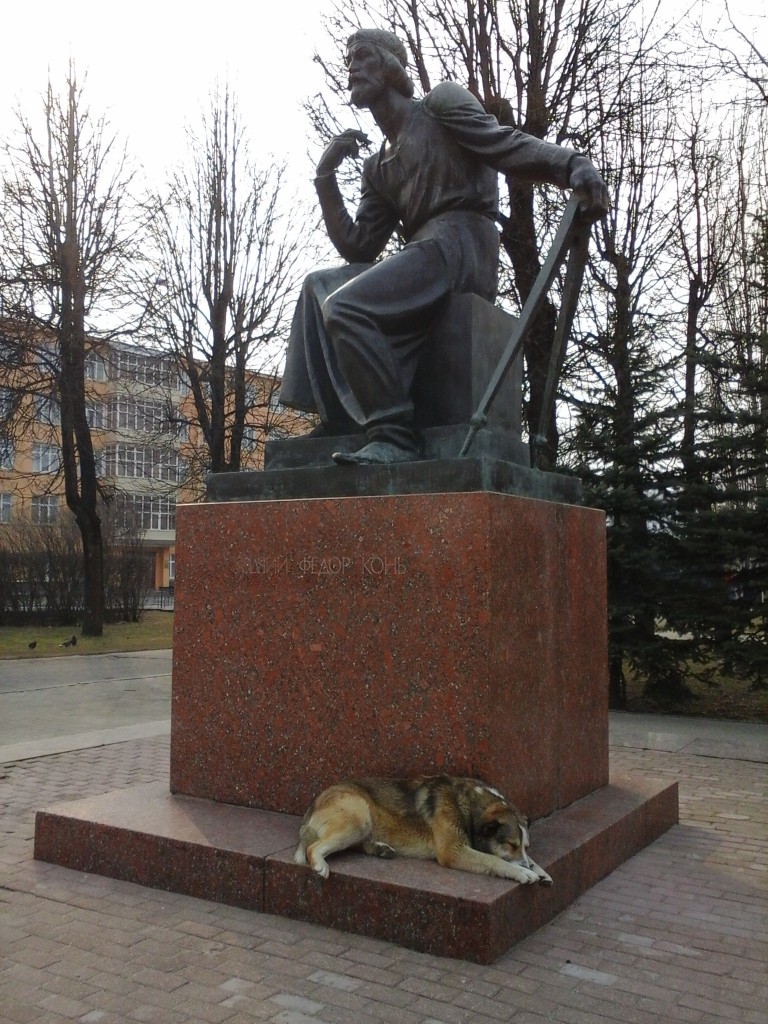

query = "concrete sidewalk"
[1,656,766,1023]
[3,650,767,766]
[0,651,172,764]
[609,710,768,764]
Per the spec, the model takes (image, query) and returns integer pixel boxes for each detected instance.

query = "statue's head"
[346,28,415,106]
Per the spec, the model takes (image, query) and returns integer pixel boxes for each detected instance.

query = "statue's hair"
[347,28,415,99]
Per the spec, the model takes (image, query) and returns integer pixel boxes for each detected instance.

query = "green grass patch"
[624,663,768,724]
[0,611,174,660]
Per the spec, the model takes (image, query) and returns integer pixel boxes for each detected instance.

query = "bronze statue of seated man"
[279,28,608,466]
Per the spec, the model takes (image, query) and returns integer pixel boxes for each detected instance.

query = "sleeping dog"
[294,774,553,885]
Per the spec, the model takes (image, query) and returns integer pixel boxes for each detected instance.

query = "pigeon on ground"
[27,641,36,649]
[59,635,77,648]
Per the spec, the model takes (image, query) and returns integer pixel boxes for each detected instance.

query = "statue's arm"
[425,82,608,217]
[315,161,398,264]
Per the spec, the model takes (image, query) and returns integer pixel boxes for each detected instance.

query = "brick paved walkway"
[1,736,766,1024]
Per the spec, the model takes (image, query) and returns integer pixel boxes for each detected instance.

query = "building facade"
[0,335,308,590]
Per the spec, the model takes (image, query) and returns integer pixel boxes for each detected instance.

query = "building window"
[168,552,175,582]
[86,402,104,429]
[34,348,59,373]
[34,395,61,425]
[0,387,16,420]
[0,438,13,470]
[268,392,285,413]
[32,443,60,474]
[105,443,144,479]
[113,347,178,389]
[172,417,189,441]
[106,397,170,434]
[103,444,187,483]
[242,425,259,452]
[31,495,58,524]
[122,493,175,532]
[165,453,187,483]
[174,367,193,395]
[85,351,107,381]
[0,337,22,368]
[0,493,11,523]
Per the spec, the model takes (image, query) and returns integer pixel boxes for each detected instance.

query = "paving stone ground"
[1,733,766,1024]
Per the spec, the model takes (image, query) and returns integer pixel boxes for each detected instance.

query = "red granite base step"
[34,773,678,964]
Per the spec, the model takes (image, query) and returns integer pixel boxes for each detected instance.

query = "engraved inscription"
[249,556,292,576]
[243,553,408,578]
[362,555,407,576]
[298,556,352,576]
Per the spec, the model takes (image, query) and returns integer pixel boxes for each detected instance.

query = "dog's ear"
[475,802,508,837]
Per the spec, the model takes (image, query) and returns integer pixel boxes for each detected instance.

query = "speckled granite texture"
[170,493,608,819]
[32,491,680,962]
[34,773,678,963]
[33,782,294,910]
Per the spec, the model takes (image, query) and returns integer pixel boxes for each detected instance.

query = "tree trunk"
[680,277,703,483]
[502,180,559,467]
[58,223,105,635]
[608,649,627,709]
[59,332,106,636]
[79,512,105,635]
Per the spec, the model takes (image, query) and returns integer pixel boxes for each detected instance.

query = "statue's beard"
[349,80,385,109]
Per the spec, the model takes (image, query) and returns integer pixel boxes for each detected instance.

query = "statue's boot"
[332,441,420,465]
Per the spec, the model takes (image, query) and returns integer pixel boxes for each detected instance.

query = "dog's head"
[472,802,532,867]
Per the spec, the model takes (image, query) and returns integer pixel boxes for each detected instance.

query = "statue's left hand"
[569,157,610,220]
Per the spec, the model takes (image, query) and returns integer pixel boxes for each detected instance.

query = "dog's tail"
[293,823,319,866]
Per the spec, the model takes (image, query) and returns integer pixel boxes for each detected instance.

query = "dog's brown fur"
[294,775,553,885]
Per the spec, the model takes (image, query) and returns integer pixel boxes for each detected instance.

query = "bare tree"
[710,7,768,106]
[145,86,308,476]
[0,516,82,623]
[0,67,141,635]
[709,112,768,495]
[670,108,735,485]
[102,496,154,623]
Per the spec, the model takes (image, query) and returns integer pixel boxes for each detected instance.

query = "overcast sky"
[0,1,764,189]
[0,0,337,187]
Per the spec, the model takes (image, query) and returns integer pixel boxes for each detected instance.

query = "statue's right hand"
[316,130,371,177]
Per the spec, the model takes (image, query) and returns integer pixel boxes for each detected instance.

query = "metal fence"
[143,588,175,611]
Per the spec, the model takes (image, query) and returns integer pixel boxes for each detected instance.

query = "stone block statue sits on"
[279,28,608,466]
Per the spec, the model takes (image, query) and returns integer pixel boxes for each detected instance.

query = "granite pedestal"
[34,477,679,961]
[170,491,608,820]
[34,772,678,964]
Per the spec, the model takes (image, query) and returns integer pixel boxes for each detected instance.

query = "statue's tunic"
[280,82,576,443]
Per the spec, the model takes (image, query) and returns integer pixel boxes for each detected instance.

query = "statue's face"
[346,41,387,108]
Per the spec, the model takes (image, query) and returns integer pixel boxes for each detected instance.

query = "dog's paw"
[371,842,396,859]
[307,856,329,879]
[537,872,554,886]
[507,865,539,884]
